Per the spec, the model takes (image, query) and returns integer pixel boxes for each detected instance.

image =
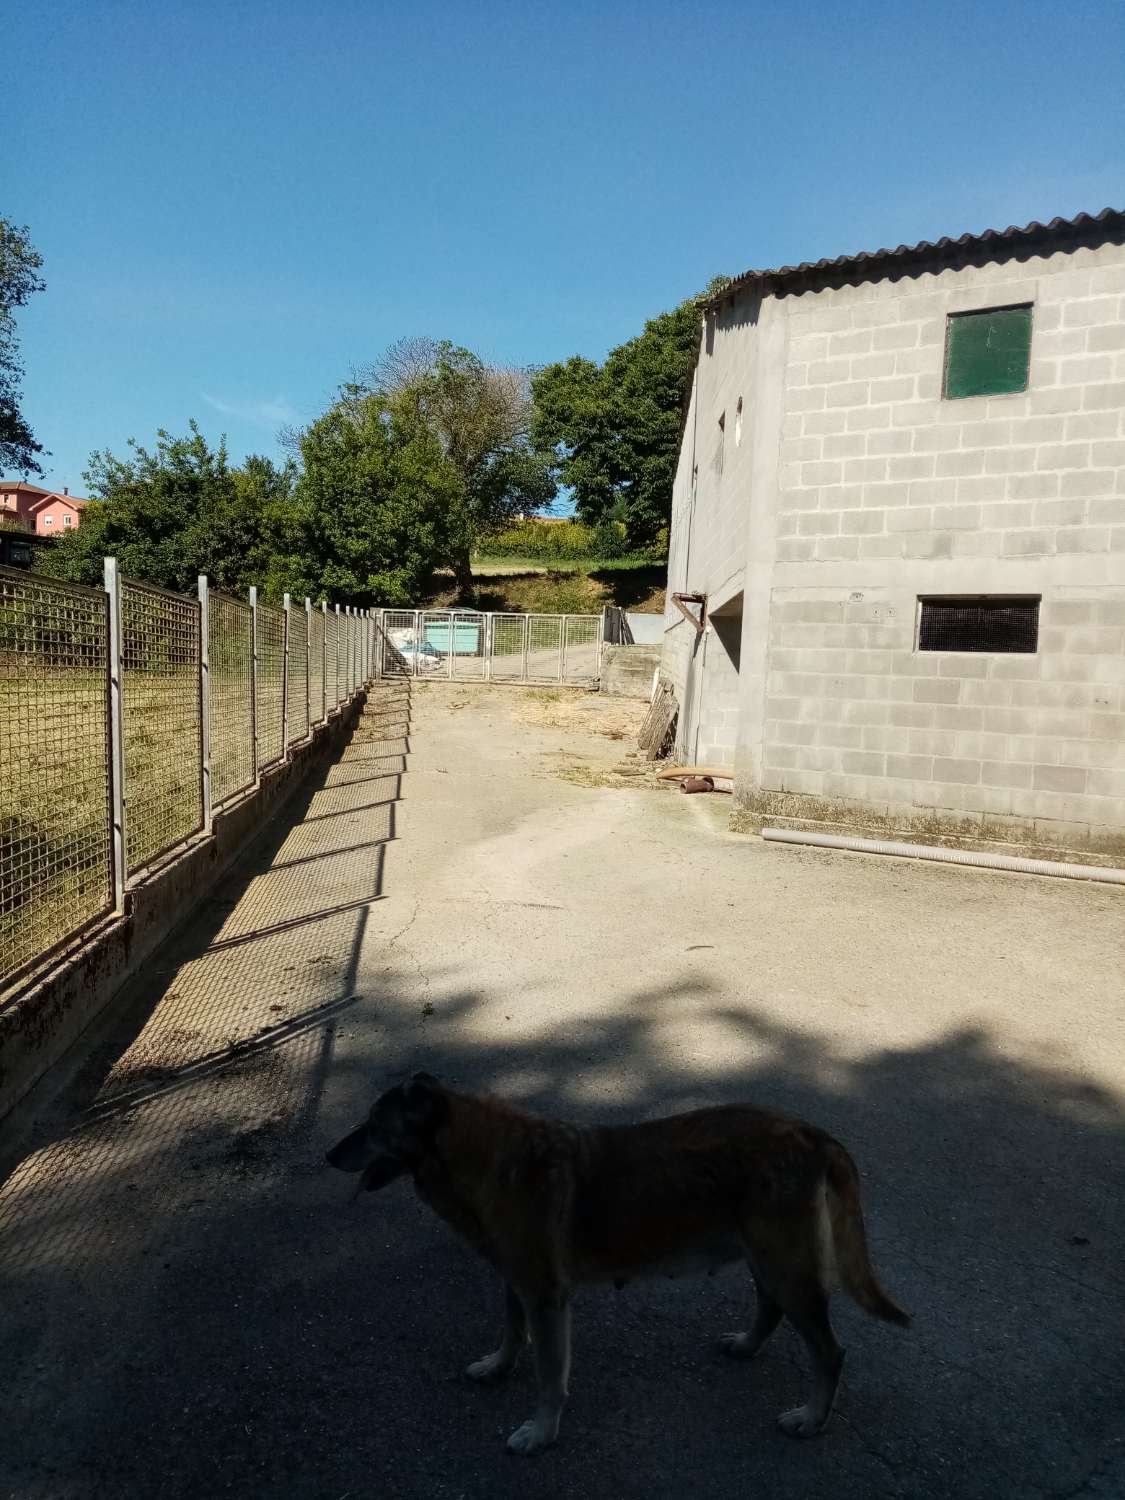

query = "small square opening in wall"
[943,304,1032,399]
[917,596,1039,653]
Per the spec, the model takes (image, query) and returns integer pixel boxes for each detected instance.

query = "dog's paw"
[718,1331,757,1360]
[466,1352,514,1383]
[777,1405,824,1439]
[506,1418,557,1455]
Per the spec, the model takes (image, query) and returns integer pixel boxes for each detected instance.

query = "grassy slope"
[424,558,667,615]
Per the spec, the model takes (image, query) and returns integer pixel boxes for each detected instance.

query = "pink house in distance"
[0,481,88,536]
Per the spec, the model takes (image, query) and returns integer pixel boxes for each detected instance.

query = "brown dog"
[326,1073,908,1454]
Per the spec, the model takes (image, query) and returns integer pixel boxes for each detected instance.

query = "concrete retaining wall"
[601,643,661,698]
[0,697,366,1124]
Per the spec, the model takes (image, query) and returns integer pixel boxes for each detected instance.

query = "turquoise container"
[424,619,481,655]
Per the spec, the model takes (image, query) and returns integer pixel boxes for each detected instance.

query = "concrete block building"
[662,209,1125,857]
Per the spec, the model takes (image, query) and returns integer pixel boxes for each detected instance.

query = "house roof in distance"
[707,207,1125,307]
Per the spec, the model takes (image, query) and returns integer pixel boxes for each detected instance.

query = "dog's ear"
[402,1071,443,1129]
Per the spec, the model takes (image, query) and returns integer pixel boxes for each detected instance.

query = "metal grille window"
[255,603,286,769]
[0,569,113,991]
[287,604,309,744]
[944,305,1032,400]
[121,579,203,872]
[208,591,253,805]
[918,596,1040,653]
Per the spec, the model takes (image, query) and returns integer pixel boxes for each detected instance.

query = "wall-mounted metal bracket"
[671,592,708,635]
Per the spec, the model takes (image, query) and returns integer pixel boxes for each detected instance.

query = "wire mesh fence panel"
[325,609,339,705]
[487,614,528,680]
[286,606,309,744]
[207,591,253,806]
[255,602,285,769]
[0,568,113,992]
[380,610,418,676]
[439,612,487,680]
[121,579,202,874]
[526,614,565,682]
[309,607,325,723]
[562,615,602,684]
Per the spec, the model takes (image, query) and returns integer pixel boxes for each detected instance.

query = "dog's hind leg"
[719,1269,784,1360]
[506,1290,571,1455]
[467,1281,528,1382]
[773,1281,845,1437]
[740,1208,845,1437]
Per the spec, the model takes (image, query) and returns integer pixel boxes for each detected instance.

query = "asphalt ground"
[1,681,1122,1499]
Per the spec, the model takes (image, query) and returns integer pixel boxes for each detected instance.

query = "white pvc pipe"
[761,827,1125,886]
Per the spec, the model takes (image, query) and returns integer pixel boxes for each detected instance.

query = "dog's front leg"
[506,1290,571,1455]
[466,1281,528,1382]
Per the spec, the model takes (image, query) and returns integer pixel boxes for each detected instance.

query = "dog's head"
[325,1072,447,1191]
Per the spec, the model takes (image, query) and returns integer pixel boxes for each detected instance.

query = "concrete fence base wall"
[0,696,366,1125]
[600,643,661,698]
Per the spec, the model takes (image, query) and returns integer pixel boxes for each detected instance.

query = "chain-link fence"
[0,568,113,991]
[2,564,375,999]
[121,579,203,873]
[375,609,603,685]
[208,591,254,806]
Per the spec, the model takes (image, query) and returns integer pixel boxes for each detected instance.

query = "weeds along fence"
[0,562,378,997]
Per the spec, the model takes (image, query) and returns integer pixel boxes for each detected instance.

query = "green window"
[943,304,1032,400]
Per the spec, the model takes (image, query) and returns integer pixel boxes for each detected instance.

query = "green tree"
[0,220,48,476]
[531,278,728,548]
[36,423,297,596]
[354,339,556,597]
[289,387,464,606]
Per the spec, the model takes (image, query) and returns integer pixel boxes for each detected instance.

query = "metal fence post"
[305,597,313,732]
[249,585,260,778]
[484,613,493,682]
[282,593,292,758]
[198,575,212,834]
[104,557,128,912]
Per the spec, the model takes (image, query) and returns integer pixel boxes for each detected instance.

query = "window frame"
[942,302,1034,402]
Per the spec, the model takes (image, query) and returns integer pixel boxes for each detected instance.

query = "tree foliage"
[351,339,556,594]
[0,219,47,476]
[36,423,297,596]
[531,278,727,547]
[286,388,465,606]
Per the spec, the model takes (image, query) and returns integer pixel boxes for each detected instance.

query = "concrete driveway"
[0,682,1122,1499]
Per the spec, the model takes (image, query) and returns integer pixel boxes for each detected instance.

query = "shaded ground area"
[1,682,1122,1499]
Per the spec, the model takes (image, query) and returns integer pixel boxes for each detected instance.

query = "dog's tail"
[824,1142,911,1327]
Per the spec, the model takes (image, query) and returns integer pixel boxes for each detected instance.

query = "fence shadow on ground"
[0,683,412,1198]
[0,678,1121,1498]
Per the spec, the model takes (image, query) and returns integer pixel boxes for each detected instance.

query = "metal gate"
[377,610,601,685]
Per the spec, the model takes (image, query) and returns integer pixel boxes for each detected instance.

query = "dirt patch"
[549,753,671,791]
[516,688,647,741]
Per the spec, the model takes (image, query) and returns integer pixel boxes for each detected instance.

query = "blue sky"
[5,0,1124,494]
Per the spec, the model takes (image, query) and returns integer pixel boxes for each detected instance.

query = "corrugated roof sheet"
[708,207,1125,306]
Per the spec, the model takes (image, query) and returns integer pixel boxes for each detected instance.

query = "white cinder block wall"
[663,296,760,765]
[668,225,1125,854]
